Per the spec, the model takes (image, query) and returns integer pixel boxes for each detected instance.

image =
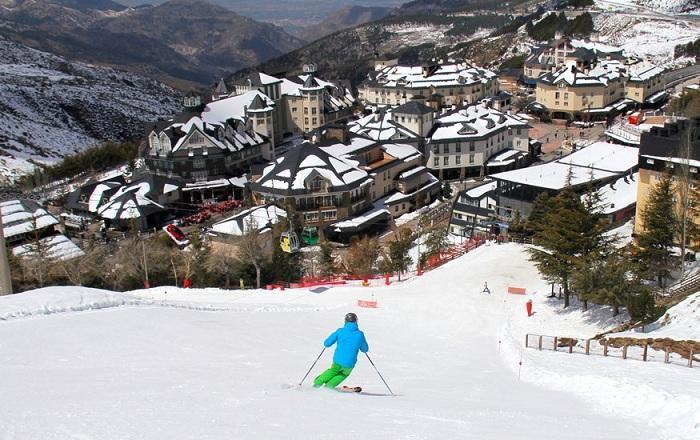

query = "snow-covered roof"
[0,200,58,239]
[429,104,529,142]
[97,180,164,220]
[250,141,370,196]
[491,162,618,190]
[211,204,286,236]
[280,75,355,111]
[584,172,638,215]
[555,142,639,173]
[348,110,419,141]
[154,114,266,155]
[13,234,85,261]
[492,142,636,190]
[486,149,525,167]
[368,64,497,89]
[628,64,665,82]
[202,91,274,125]
[384,173,440,204]
[467,181,497,199]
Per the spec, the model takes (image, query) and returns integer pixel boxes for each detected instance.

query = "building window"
[304,117,309,125]
[292,107,297,112]
[193,158,205,168]
[322,210,337,221]
[432,145,439,153]
[311,107,317,115]
[516,128,521,135]
[469,154,474,164]
[456,143,461,153]
[192,170,208,181]
[443,144,449,154]
[304,108,309,114]
[433,157,439,167]
[456,156,461,165]
[469,142,475,152]
[443,156,449,166]
[312,118,318,125]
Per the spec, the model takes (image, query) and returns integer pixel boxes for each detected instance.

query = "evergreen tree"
[318,240,336,277]
[528,187,605,308]
[507,209,526,242]
[525,192,550,235]
[636,172,676,287]
[386,228,413,277]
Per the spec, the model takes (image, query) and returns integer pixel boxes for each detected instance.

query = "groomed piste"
[1,243,699,439]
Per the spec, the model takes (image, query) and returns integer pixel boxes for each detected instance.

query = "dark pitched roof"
[393,101,433,116]
[302,75,321,89]
[249,141,368,196]
[247,94,268,111]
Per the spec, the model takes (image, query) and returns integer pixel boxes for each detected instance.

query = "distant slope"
[230,12,512,85]
[299,5,393,42]
[0,0,304,87]
[0,36,181,182]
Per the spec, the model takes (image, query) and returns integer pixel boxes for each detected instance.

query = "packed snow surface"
[0,244,699,439]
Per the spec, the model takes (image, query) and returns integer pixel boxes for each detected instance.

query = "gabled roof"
[97,178,168,220]
[236,71,282,87]
[393,101,434,116]
[302,75,321,89]
[214,78,228,95]
[429,104,529,142]
[250,141,370,196]
[0,199,59,239]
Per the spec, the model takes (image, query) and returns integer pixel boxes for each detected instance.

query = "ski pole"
[299,348,325,386]
[365,353,394,396]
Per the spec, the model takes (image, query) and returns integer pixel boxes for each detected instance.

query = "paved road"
[666,65,700,87]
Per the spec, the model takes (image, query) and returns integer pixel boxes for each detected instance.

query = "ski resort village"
[0,0,699,438]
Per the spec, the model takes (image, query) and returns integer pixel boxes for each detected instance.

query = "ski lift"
[280,231,300,254]
[301,226,319,246]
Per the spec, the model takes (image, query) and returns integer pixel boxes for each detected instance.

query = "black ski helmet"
[345,312,357,323]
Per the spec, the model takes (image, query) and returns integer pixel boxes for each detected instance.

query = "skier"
[313,312,369,389]
[483,281,491,294]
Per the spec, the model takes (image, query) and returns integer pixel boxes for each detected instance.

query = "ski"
[339,386,362,393]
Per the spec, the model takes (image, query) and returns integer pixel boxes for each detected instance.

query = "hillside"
[229,12,515,85]
[0,0,304,87]
[0,36,181,183]
[299,5,394,42]
[0,244,698,439]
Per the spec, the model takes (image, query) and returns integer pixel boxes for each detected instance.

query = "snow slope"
[593,12,699,66]
[0,244,698,439]
[0,36,181,183]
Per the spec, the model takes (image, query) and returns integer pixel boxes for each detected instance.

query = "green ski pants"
[313,363,353,388]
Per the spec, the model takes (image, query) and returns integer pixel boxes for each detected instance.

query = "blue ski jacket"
[323,322,369,368]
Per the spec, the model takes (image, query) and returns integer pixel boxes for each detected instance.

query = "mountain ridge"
[0,0,304,88]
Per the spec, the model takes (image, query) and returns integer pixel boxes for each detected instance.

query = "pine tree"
[528,187,606,308]
[636,172,677,287]
[525,192,550,235]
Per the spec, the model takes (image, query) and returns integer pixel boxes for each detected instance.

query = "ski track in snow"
[0,244,698,439]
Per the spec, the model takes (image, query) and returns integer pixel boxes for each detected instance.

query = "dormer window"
[306,176,328,192]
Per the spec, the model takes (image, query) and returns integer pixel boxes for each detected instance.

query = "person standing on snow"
[313,313,369,388]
